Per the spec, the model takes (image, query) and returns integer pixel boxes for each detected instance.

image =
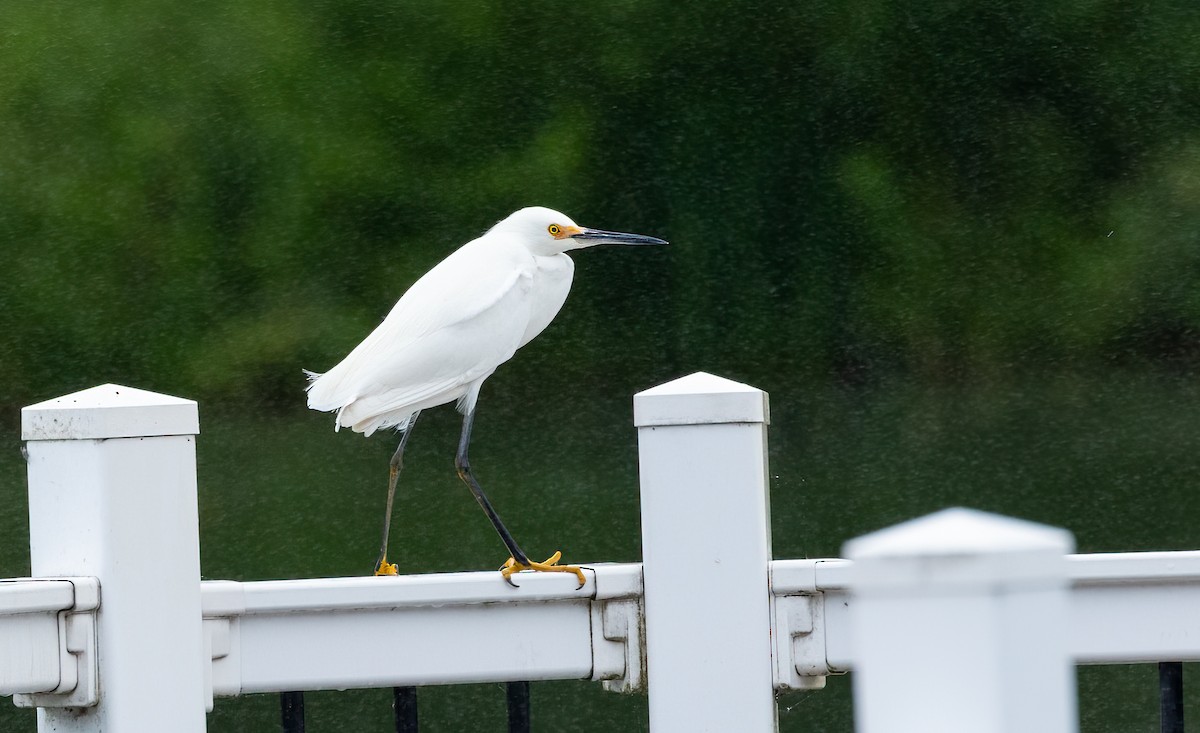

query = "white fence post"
[21,384,206,732]
[844,508,1078,733]
[634,372,775,732]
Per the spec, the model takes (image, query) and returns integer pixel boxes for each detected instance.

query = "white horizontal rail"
[1067,551,1200,664]
[0,580,78,696]
[9,550,1200,706]
[771,550,1200,676]
[201,563,642,698]
[0,578,99,707]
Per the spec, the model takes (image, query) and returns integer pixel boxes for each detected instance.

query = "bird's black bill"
[574,227,668,246]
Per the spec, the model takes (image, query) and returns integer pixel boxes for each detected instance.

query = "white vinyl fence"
[4,372,1199,731]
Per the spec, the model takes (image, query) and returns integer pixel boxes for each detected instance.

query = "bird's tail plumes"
[303,369,330,405]
[304,368,348,432]
[305,367,418,436]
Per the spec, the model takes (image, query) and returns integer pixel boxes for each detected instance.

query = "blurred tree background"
[3,1,1200,730]
[6,0,1200,406]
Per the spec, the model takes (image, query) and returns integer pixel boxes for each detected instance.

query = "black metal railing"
[280,691,305,733]
[1160,662,1184,733]
[394,686,418,733]
[505,681,531,733]
[279,664,1185,731]
[279,682,532,733]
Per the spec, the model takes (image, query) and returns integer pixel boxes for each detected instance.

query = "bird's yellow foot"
[374,556,399,576]
[499,550,586,588]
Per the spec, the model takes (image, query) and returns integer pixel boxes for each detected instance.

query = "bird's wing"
[307,236,539,424]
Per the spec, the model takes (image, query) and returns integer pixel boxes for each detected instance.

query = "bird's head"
[492,207,668,256]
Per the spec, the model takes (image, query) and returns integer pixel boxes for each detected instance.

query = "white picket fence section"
[3,372,1199,731]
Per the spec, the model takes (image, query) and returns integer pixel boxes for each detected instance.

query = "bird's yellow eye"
[548,224,562,236]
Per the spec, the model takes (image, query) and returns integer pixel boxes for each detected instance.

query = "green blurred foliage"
[3,0,1200,409]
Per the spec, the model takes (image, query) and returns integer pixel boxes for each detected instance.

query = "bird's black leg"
[456,409,586,589]
[375,411,420,575]
[455,409,532,572]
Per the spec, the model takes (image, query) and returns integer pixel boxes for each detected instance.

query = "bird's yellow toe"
[500,551,585,588]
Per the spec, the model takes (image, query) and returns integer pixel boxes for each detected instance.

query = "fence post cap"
[634,372,768,427]
[22,383,199,441]
[844,508,1074,589]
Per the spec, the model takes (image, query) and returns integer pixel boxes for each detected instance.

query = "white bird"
[306,206,667,585]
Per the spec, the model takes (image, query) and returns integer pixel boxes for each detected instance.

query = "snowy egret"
[306,207,667,585]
